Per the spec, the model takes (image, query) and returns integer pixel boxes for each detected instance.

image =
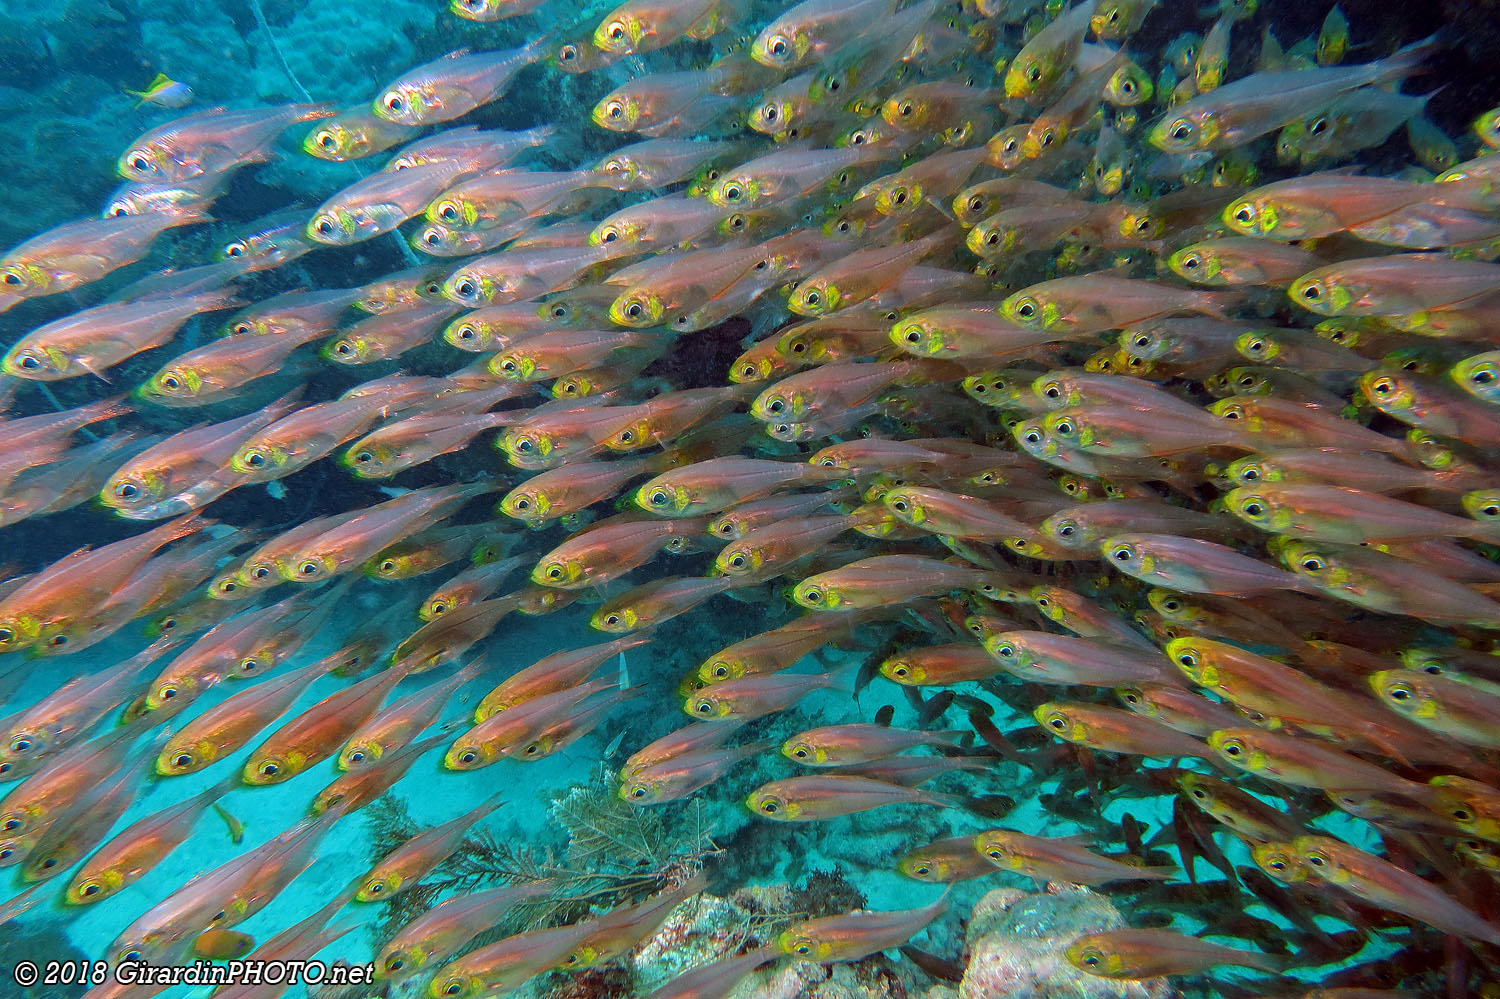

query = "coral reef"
[362,768,721,966]
[960,886,1177,999]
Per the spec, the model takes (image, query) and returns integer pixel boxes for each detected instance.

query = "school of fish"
[1,0,1499,995]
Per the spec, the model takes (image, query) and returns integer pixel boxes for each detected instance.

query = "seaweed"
[364,766,721,956]
[788,867,868,919]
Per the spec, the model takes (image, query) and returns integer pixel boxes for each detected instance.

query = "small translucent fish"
[303,104,413,161]
[125,73,193,108]
[746,774,960,820]
[1005,2,1094,102]
[376,880,554,983]
[1294,835,1500,944]
[374,40,549,126]
[750,0,900,69]
[119,103,334,182]
[781,723,962,765]
[4,289,238,382]
[1317,5,1350,66]
[1168,237,1321,287]
[356,793,502,901]
[776,896,948,961]
[1066,928,1283,978]
[1146,38,1434,154]
[974,828,1175,885]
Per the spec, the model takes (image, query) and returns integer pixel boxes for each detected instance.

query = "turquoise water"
[0,1,1494,997]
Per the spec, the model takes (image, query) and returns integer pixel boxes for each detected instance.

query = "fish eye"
[791,746,808,759]
[297,560,321,576]
[1015,299,1036,319]
[626,302,644,319]
[15,354,41,370]
[422,229,442,247]
[316,131,337,149]
[1369,376,1396,397]
[603,614,621,627]
[456,279,476,298]
[1241,499,1266,517]
[1233,205,1253,224]
[1221,740,1243,756]
[1047,716,1067,731]
[250,566,271,581]
[383,93,404,113]
[455,324,477,341]
[1388,683,1414,701]
[172,753,192,768]
[694,699,714,715]
[629,785,648,799]
[559,44,579,61]
[315,217,335,236]
[722,183,743,202]
[545,565,564,580]
[606,20,625,38]
[760,798,779,813]
[1309,116,1328,135]
[259,761,280,776]
[459,750,477,764]
[1306,853,1326,867]
[1081,954,1101,968]
[1300,284,1321,302]
[995,644,1015,658]
[443,983,463,996]
[80,882,101,897]
[1112,545,1134,561]
[1056,522,1075,536]
[9,737,29,753]
[161,374,181,391]
[606,101,625,120]
[891,665,908,678]
[439,203,458,222]
[124,952,142,963]
[349,750,366,763]
[768,35,788,56]
[801,587,823,603]
[1299,556,1325,572]
[159,685,178,700]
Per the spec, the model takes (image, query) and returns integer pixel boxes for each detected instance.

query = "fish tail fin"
[1371,31,1443,86]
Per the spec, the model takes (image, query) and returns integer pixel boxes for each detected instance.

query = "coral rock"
[958,886,1175,999]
